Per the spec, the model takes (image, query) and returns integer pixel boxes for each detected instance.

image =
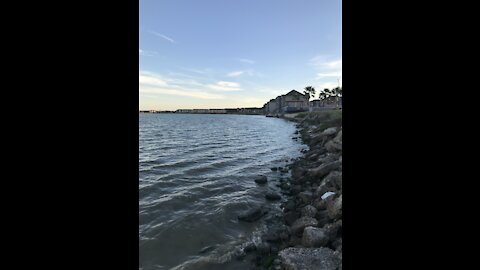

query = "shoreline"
[239,110,342,270]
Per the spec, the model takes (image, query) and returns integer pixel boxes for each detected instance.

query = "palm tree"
[304,86,316,100]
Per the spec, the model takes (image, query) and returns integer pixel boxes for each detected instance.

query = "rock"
[301,205,318,218]
[238,206,267,222]
[298,191,313,204]
[255,242,271,255]
[284,200,296,211]
[254,176,268,184]
[284,211,300,226]
[302,226,329,247]
[308,160,342,179]
[322,127,338,136]
[244,242,256,253]
[332,238,342,252]
[313,198,327,210]
[265,191,281,201]
[327,194,342,220]
[291,166,307,179]
[291,216,318,235]
[291,185,302,195]
[234,248,246,260]
[315,171,342,197]
[323,220,342,241]
[279,247,341,270]
[325,140,342,153]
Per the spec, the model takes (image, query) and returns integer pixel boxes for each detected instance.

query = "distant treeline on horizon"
[139,107,264,115]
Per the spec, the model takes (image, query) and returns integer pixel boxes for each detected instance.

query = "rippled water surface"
[139,114,305,270]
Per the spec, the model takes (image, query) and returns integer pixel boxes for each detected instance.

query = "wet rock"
[315,171,342,196]
[284,211,300,226]
[326,194,342,220]
[244,242,256,253]
[291,216,318,235]
[291,166,307,179]
[284,200,296,211]
[291,185,302,195]
[265,191,281,201]
[238,206,267,222]
[254,176,268,184]
[301,205,318,218]
[234,248,246,260]
[279,247,341,270]
[302,226,328,247]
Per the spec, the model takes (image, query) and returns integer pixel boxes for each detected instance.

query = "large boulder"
[327,194,342,220]
[291,216,318,235]
[308,160,342,179]
[279,247,341,270]
[302,226,329,247]
[314,171,342,197]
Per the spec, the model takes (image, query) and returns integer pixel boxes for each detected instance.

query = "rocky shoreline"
[237,111,342,270]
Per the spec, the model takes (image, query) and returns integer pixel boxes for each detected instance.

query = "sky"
[139,0,342,110]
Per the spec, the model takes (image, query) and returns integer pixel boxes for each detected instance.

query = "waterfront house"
[263,90,310,115]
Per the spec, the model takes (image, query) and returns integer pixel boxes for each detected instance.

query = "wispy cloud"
[139,71,224,99]
[226,69,264,78]
[207,81,242,91]
[139,48,158,56]
[227,71,245,77]
[309,55,342,81]
[237,58,255,64]
[149,31,175,43]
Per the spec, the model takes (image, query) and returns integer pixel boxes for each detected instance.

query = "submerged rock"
[265,191,281,201]
[279,247,341,270]
[254,175,268,184]
[238,206,267,222]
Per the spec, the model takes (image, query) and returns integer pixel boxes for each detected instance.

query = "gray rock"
[244,242,256,253]
[298,191,313,204]
[314,171,342,197]
[291,216,318,235]
[327,194,342,220]
[284,200,296,211]
[301,205,318,218]
[238,206,267,222]
[254,176,268,184]
[302,226,329,247]
[279,247,341,270]
[322,127,338,136]
[265,191,281,201]
[308,160,342,179]
[284,211,300,226]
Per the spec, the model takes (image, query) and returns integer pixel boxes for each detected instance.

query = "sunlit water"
[139,113,306,270]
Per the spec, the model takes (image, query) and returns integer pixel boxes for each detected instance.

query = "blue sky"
[139,0,342,110]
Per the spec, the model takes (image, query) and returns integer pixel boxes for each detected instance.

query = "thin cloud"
[207,81,242,91]
[149,31,175,43]
[139,71,224,100]
[238,58,255,64]
[227,71,245,77]
[309,55,342,82]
